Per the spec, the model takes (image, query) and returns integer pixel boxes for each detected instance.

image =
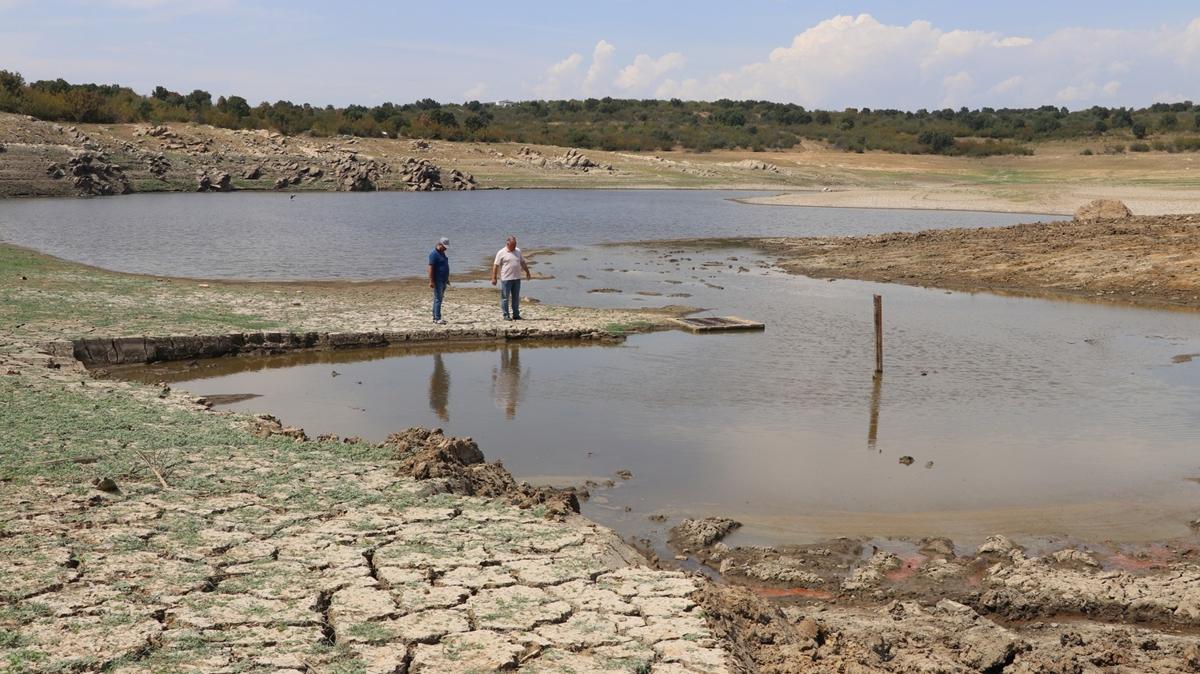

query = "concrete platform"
[668,315,765,333]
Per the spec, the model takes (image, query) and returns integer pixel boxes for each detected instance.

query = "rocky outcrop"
[558,147,612,171]
[242,165,263,180]
[147,153,170,179]
[1074,199,1132,222]
[45,152,132,196]
[517,146,612,172]
[397,157,476,191]
[333,153,384,191]
[721,159,781,172]
[196,170,232,192]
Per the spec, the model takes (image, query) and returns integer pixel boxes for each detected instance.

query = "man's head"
[436,237,449,251]
[505,236,517,252]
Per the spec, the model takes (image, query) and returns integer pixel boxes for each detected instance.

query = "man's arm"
[491,263,499,286]
[428,263,435,288]
[520,256,531,280]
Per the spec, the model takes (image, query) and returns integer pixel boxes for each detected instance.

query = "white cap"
[437,237,450,247]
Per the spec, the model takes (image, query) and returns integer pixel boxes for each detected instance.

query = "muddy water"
[0,190,1038,279]
[120,245,1200,549]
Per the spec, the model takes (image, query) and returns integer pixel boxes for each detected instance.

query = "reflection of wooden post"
[868,374,882,452]
[873,295,883,375]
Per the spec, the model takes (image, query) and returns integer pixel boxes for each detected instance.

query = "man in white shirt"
[491,235,531,320]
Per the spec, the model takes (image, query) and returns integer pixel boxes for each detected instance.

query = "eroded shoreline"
[5,231,1200,671]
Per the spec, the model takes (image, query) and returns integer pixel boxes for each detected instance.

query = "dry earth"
[2,244,741,673]
[746,213,1200,310]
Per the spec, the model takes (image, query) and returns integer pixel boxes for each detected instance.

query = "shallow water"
[118,244,1200,548]
[0,190,1040,279]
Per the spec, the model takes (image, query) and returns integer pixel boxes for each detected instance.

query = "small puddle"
[109,245,1200,549]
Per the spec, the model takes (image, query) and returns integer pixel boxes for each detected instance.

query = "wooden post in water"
[873,295,883,375]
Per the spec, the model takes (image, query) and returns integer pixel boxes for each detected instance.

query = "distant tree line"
[2,70,1199,156]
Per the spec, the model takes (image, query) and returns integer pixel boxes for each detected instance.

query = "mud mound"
[670,517,741,549]
[386,427,579,515]
[1075,198,1133,222]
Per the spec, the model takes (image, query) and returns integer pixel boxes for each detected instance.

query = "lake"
[0,190,1042,279]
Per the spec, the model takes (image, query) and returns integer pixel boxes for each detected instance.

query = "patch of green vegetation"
[345,621,393,643]
[0,628,25,648]
[2,648,49,674]
[602,320,655,336]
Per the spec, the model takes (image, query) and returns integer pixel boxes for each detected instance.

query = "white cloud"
[615,51,684,91]
[548,53,582,77]
[583,39,615,95]
[653,13,1200,108]
[463,82,487,100]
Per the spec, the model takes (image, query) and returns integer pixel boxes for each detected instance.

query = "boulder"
[242,165,263,180]
[1074,199,1132,222]
[273,176,289,189]
[671,517,741,549]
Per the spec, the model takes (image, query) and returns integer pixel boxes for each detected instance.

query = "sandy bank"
[738,185,1200,217]
[721,213,1200,311]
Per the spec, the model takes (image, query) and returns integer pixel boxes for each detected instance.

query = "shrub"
[1079,148,1093,155]
[1129,142,1151,152]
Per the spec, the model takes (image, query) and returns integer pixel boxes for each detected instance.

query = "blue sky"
[2,1,1198,109]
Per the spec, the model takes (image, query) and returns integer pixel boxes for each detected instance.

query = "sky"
[1,1,1198,110]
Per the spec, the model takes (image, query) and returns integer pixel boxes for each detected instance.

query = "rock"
[273,177,289,189]
[671,517,741,548]
[209,172,232,192]
[92,477,119,493]
[795,617,822,642]
[1051,548,1100,568]
[958,625,1020,671]
[920,537,956,558]
[615,469,633,480]
[1074,199,1132,222]
[721,159,781,172]
[242,165,263,180]
[898,455,914,465]
[977,534,1018,555]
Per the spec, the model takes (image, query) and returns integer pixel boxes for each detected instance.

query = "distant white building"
[495,100,517,108]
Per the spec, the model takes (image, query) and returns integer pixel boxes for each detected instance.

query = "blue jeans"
[500,279,521,318]
[431,279,447,320]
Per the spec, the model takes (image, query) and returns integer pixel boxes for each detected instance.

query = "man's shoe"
[502,316,512,321]
[434,319,447,325]
[512,315,522,320]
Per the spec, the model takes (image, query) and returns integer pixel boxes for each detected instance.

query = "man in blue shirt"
[428,237,450,324]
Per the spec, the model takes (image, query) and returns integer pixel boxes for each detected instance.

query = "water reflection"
[429,353,450,422]
[491,346,528,419]
[867,374,882,452]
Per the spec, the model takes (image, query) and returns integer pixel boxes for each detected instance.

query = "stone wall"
[42,327,621,367]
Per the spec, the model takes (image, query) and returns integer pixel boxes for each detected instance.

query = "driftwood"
[134,450,170,489]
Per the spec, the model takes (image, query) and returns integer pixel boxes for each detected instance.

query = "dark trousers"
[432,279,447,320]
